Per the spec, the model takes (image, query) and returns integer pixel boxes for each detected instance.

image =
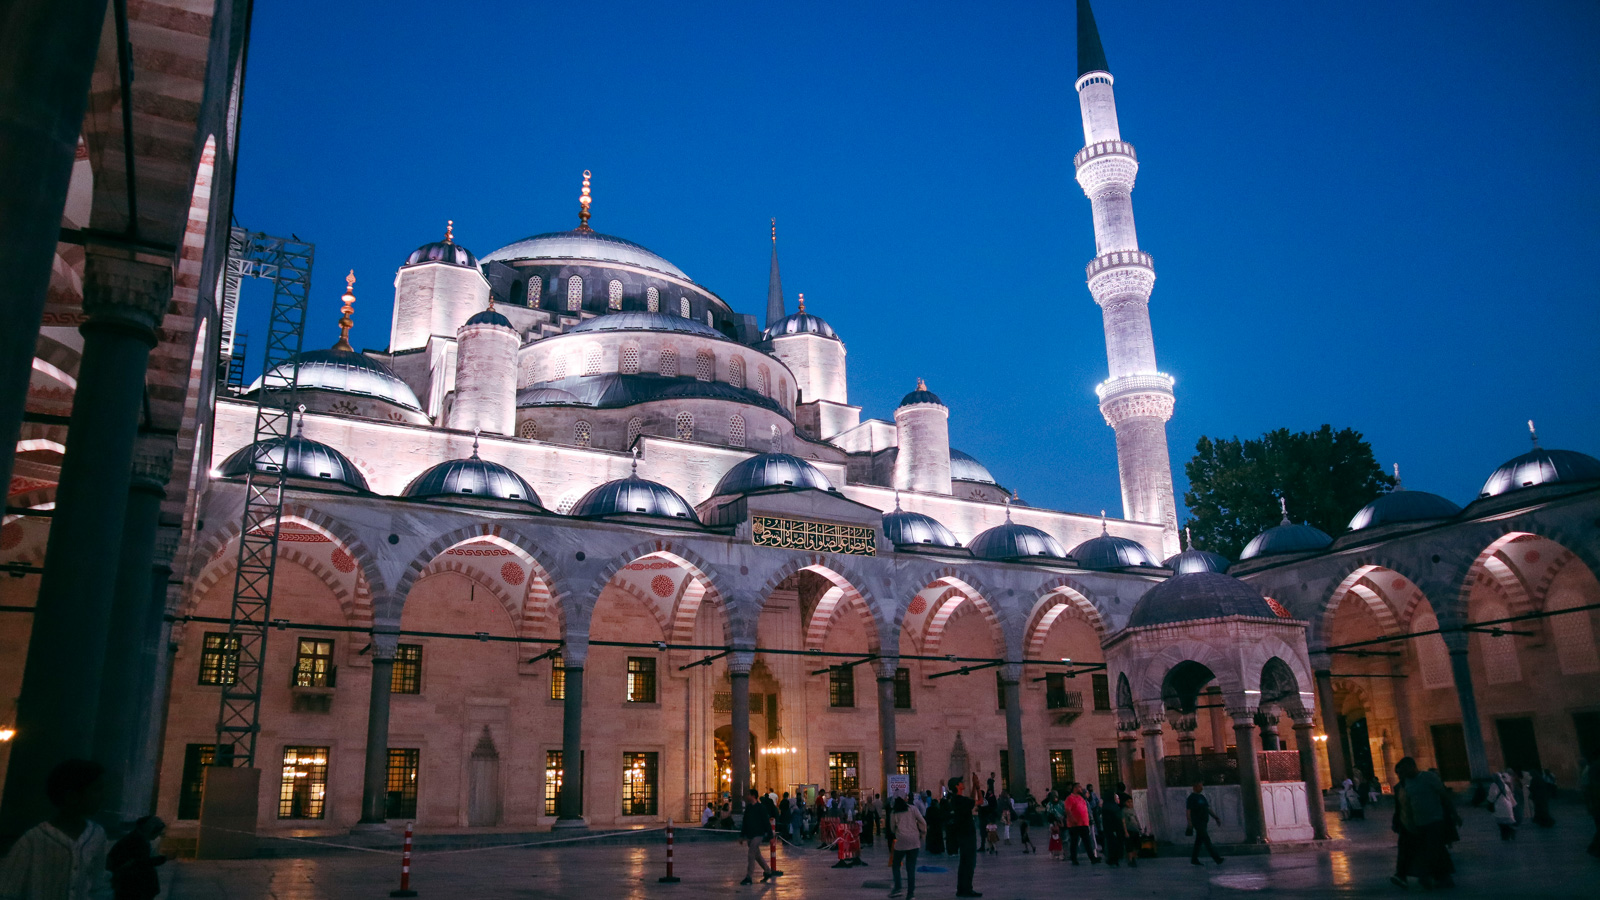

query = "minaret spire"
[1077,0,1109,76]
[577,170,593,232]
[332,270,356,352]
[766,218,786,329]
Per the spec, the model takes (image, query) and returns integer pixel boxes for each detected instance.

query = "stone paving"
[162,800,1598,899]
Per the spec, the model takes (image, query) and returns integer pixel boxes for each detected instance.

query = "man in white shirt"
[0,758,112,900]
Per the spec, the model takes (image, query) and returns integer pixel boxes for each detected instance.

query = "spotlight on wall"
[0,728,14,742]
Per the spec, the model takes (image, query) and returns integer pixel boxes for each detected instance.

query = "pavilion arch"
[1160,659,1217,714]
[755,554,888,653]
[1128,639,1244,708]
[1257,654,1311,717]
[185,506,387,602]
[1023,580,1108,660]
[395,523,563,636]
[1315,565,1409,651]
[582,540,734,647]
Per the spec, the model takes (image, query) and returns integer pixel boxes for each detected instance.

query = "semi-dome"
[1127,572,1277,628]
[1348,490,1461,531]
[950,449,998,485]
[1479,447,1600,499]
[763,310,837,340]
[1070,531,1160,570]
[968,520,1067,560]
[465,307,512,328]
[219,436,369,491]
[1240,520,1333,561]
[712,453,834,496]
[250,348,424,412]
[402,454,540,505]
[517,387,585,407]
[898,378,943,408]
[481,229,687,279]
[882,508,959,548]
[567,311,722,338]
[1163,548,1231,576]
[570,475,696,521]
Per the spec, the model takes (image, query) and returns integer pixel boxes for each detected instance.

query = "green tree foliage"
[1182,425,1394,560]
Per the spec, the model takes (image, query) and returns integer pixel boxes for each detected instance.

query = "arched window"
[705,311,714,328]
[518,419,539,439]
[1411,611,1452,690]
[658,347,678,378]
[620,343,640,375]
[551,355,568,380]
[729,415,746,448]
[574,420,592,448]
[567,275,583,311]
[675,412,694,441]
[626,417,643,447]
[695,349,713,382]
[779,379,789,408]
[728,356,745,389]
[521,358,541,386]
[770,424,781,451]
[510,280,527,305]
[646,286,659,312]
[583,345,602,376]
[679,297,690,318]
[756,366,769,396]
[1550,588,1600,674]
[1476,601,1522,684]
[528,275,542,306]
[608,279,623,310]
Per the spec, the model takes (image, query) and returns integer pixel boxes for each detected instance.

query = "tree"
[1182,425,1394,561]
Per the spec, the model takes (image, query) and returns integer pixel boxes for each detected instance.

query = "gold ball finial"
[797,292,806,313]
[771,218,777,242]
[578,170,593,230]
[445,219,454,244]
[916,377,926,391]
[333,269,357,352]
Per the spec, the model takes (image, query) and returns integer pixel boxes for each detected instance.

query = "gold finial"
[916,377,926,391]
[445,219,454,244]
[797,292,806,313]
[1393,463,1402,490]
[1279,495,1291,526]
[1528,419,1539,447]
[333,270,356,351]
[1185,526,1193,550]
[771,218,777,243]
[578,170,593,231]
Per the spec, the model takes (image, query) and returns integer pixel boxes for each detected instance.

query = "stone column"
[1443,634,1490,779]
[729,650,753,812]
[1168,709,1198,757]
[0,0,115,504]
[1116,719,1138,792]
[1,255,170,834]
[1291,715,1329,840]
[555,639,587,829]
[1138,707,1168,840]
[126,572,179,818]
[1231,708,1266,843]
[876,659,898,798]
[1001,664,1028,800]
[92,437,173,823]
[1206,687,1228,752]
[357,629,399,828]
[1312,666,1348,785]
[1256,711,1281,751]
[1389,658,1416,763]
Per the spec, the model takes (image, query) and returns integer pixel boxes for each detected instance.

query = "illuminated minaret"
[1074,0,1179,556]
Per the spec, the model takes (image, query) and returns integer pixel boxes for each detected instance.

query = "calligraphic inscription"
[751,515,875,556]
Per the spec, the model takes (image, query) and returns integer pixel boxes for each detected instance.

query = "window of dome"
[729,414,746,448]
[659,347,678,378]
[695,350,713,382]
[756,366,769,396]
[608,280,623,310]
[770,424,781,451]
[705,311,713,328]
[646,286,659,312]
[728,357,745,389]
[621,344,640,375]
[551,355,568,380]
[675,412,694,440]
[574,420,591,448]
[678,297,690,318]
[519,419,539,439]
[583,346,602,376]
[627,417,643,447]
[528,275,542,305]
[567,276,582,311]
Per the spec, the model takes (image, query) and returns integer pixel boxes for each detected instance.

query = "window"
[178,743,222,819]
[678,297,690,318]
[621,344,640,375]
[996,671,1007,709]
[574,421,591,448]
[999,749,1011,795]
[1045,673,1071,709]
[551,355,568,380]
[1091,673,1111,710]
[1049,750,1074,797]
[694,349,713,382]
[828,752,859,794]
[527,275,542,306]
[896,751,917,793]
[279,746,329,819]
[1095,748,1120,797]
[545,750,564,815]
[622,752,658,816]
[658,347,678,378]
[675,412,694,441]
[583,345,602,376]
[829,665,855,708]
[705,311,714,328]
[770,424,781,451]
[893,668,912,709]
[646,286,659,312]
[567,275,583,311]
[728,357,745,388]
[391,644,422,695]
[627,656,657,703]
[756,367,769,396]
[728,415,745,448]
[550,653,566,700]
[608,279,623,310]
[519,419,539,439]
[386,748,419,818]
[293,638,334,688]
[199,633,239,685]
[626,417,643,448]
[521,358,540,386]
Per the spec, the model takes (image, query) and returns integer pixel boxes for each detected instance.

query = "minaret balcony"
[1096,374,1176,427]
[1085,249,1155,295]
[1075,141,1139,197]
[1073,140,1137,168]
[1095,372,1174,403]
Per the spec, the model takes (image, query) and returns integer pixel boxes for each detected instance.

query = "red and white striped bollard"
[390,822,418,897]
[658,817,681,883]
[769,817,781,875]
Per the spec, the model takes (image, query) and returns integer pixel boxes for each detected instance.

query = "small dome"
[568,311,722,338]
[570,476,696,521]
[883,509,959,548]
[1348,490,1461,531]
[950,449,998,485]
[763,311,837,340]
[1240,521,1333,561]
[1163,548,1231,575]
[406,239,479,269]
[968,521,1067,560]
[250,349,423,412]
[402,455,540,505]
[481,230,687,279]
[898,378,943,409]
[517,387,585,407]
[712,453,834,496]
[1127,572,1278,628]
[1479,447,1600,499]
[465,307,513,328]
[1070,532,1160,570]
[219,436,368,491]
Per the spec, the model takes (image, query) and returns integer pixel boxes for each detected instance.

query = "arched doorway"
[714,726,757,799]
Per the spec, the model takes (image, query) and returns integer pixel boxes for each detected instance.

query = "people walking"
[107,815,167,900]
[1101,784,1125,867]
[740,788,779,885]
[1118,786,1141,868]
[1487,771,1517,840]
[925,798,946,855]
[1063,782,1097,864]
[947,778,981,897]
[1393,757,1459,889]
[888,795,926,899]
[1186,782,1225,865]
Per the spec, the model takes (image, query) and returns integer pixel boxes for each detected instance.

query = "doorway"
[1348,717,1375,781]
[1495,717,1541,773]
[1429,723,1470,781]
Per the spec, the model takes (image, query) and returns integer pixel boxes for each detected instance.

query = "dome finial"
[1278,495,1291,526]
[295,403,307,436]
[631,445,640,477]
[1184,525,1193,550]
[444,219,454,244]
[916,377,926,391]
[333,270,356,351]
[577,169,593,231]
[1100,510,1108,534]
[1528,419,1539,448]
[1393,463,1403,491]
[1004,495,1013,522]
[771,217,777,243]
[797,292,806,313]
[471,428,481,459]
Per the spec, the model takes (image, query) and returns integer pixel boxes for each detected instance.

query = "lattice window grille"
[659,347,678,378]
[528,275,542,305]
[695,350,713,382]
[574,420,591,448]
[646,286,659,311]
[679,298,690,318]
[675,412,694,440]
[729,415,746,447]
[608,280,623,310]
[567,275,582,311]
[728,357,745,389]
[518,419,539,439]
[551,355,568,380]
[627,417,643,447]
[583,346,602,375]
[621,344,640,374]
[756,367,769,396]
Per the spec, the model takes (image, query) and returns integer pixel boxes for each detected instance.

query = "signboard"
[887,774,911,801]
[751,515,875,556]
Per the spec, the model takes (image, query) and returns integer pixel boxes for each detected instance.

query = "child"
[1048,821,1063,860]
[985,821,999,855]
[1001,807,1011,844]
[1019,815,1035,854]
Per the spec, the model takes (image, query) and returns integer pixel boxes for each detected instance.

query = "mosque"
[1,0,1597,849]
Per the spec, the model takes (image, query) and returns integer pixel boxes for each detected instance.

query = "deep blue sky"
[233,0,1600,523]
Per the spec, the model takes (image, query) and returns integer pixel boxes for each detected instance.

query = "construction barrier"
[658,818,681,883]
[768,818,781,875]
[390,822,418,897]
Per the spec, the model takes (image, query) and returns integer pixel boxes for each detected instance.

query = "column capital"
[999,662,1024,683]
[874,657,901,680]
[1227,707,1258,725]
[727,649,755,675]
[1290,714,1317,730]
[1165,709,1198,733]
[130,435,175,493]
[370,628,401,660]
[82,255,172,336]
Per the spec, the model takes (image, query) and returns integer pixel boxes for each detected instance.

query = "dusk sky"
[232,0,1600,526]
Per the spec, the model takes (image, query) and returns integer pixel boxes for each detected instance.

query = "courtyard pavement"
[162,799,1598,899]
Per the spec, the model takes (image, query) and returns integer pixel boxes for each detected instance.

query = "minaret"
[1074,0,1179,557]
[766,218,785,329]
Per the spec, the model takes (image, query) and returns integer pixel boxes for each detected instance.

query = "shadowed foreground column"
[358,630,399,828]
[556,646,587,829]
[1232,709,1265,843]
[1292,715,1329,840]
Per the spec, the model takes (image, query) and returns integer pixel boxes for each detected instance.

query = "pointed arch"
[185,503,388,601]
[186,541,373,628]
[918,581,1004,659]
[1024,576,1109,660]
[582,539,734,646]
[395,523,564,635]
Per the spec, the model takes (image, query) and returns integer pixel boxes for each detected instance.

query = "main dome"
[219,436,368,491]
[882,509,959,548]
[481,229,687,279]
[712,453,834,496]
[968,521,1067,560]
[402,456,540,505]
[1347,490,1461,531]
[1070,532,1160,570]
[250,349,424,412]
[570,476,696,521]
[1127,572,1277,628]
[1479,447,1600,499]
[567,311,722,338]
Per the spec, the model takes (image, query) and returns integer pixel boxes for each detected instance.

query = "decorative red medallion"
[330,548,355,573]
[907,596,927,615]
[501,562,525,585]
[651,574,676,597]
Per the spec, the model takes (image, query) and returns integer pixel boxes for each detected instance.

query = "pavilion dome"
[1127,572,1277,628]
[250,348,424,413]
[1240,519,1332,561]
[405,224,479,269]
[219,436,368,491]
[898,379,943,408]
[402,454,540,505]
[570,475,697,521]
[1070,531,1160,570]
[1479,447,1600,499]
[1347,489,1461,531]
[968,520,1067,561]
[763,310,837,340]
[882,509,959,548]
[1163,548,1231,576]
[465,307,513,328]
[712,453,834,496]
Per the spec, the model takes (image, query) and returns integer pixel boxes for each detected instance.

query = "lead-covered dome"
[898,378,943,408]
[402,455,540,505]
[1163,547,1231,575]
[405,236,479,269]
[219,436,369,491]
[567,310,722,338]
[1348,490,1461,531]
[250,349,424,412]
[1240,520,1333,561]
[950,449,998,485]
[712,453,834,496]
[570,475,696,521]
[465,307,512,328]
[763,310,837,340]
[968,521,1067,560]
[883,509,959,548]
[1070,532,1160,570]
[481,229,687,279]
[1127,572,1278,628]
[1479,447,1600,499]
